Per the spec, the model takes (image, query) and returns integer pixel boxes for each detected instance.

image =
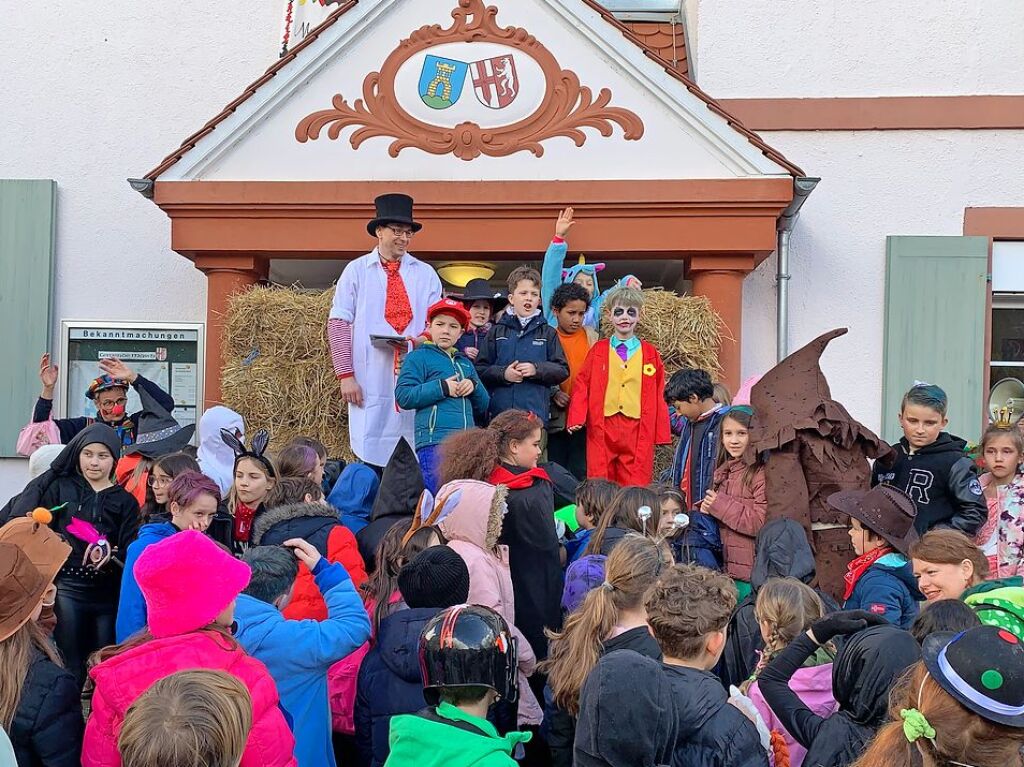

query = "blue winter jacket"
[843,552,923,629]
[234,559,371,767]
[354,607,439,767]
[395,343,489,450]
[327,463,380,535]
[475,311,569,425]
[668,406,728,508]
[116,521,177,642]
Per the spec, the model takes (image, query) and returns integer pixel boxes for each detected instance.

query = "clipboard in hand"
[370,334,407,349]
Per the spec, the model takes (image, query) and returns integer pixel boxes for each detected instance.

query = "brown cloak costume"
[749,328,895,600]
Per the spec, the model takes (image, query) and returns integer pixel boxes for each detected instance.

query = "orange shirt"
[557,328,594,394]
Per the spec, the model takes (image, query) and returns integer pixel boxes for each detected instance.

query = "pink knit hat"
[135,530,251,638]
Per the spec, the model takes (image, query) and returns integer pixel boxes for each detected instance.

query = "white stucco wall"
[0,0,283,503]
[695,0,1024,98]
[741,130,1024,437]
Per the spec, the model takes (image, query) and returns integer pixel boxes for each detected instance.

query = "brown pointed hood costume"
[749,328,894,599]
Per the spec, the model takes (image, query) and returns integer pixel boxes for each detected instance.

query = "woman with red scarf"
[439,410,565,665]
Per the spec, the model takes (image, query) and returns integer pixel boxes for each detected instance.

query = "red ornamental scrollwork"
[295,0,645,160]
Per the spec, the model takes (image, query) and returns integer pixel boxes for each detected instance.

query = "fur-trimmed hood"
[436,480,508,552]
[251,502,338,545]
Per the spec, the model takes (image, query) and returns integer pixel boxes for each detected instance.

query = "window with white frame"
[990,242,1024,402]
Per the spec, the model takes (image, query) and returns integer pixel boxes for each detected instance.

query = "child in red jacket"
[566,285,670,486]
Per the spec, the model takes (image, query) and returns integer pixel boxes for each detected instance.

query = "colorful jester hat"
[562,254,607,328]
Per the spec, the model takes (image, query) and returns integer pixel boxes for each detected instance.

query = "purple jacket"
[749,662,837,767]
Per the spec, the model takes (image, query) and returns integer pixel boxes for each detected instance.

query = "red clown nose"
[111,404,126,419]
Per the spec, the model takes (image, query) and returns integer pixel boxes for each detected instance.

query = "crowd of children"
[4,205,1024,766]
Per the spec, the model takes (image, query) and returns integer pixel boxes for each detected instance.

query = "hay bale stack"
[220,286,356,461]
[220,285,723,464]
[601,288,724,379]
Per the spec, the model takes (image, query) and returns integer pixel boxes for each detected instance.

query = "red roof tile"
[145,0,801,180]
[621,20,689,77]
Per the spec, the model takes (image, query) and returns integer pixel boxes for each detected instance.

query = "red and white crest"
[471,55,518,109]
[155,347,168,362]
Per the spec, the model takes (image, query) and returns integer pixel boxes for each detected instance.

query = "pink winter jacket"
[437,479,543,726]
[749,662,838,767]
[82,630,296,767]
[707,460,767,581]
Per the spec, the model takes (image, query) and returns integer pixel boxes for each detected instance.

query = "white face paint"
[610,304,639,338]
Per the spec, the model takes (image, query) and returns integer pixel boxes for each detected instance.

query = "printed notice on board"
[171,363,198,407]
[61,322,204,429]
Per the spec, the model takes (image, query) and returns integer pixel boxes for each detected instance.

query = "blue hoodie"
[843,552,923,629]
[234,559,371,767]
[328,464,380,535]
[116,521,177,642]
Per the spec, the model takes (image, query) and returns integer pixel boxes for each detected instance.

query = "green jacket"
[384,702,531,767]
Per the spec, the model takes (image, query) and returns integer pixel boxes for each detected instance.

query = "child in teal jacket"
[395,298,489,493]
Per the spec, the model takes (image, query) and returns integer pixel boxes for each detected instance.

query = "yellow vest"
[604,345,642,419]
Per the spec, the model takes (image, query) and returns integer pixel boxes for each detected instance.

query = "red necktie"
[382,259,413,334]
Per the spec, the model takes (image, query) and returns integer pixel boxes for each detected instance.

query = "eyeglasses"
[98,397,128,408]
[148,475,172,487]
[385,226,415,239]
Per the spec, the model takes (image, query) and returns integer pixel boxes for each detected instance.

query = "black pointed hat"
[367,193,422,237]
[370,437,424,521]
[124,387,195,458]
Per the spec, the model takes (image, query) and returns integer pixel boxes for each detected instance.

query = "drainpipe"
[776,177,820,361]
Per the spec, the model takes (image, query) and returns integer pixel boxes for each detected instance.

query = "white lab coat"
[329,248,442,466]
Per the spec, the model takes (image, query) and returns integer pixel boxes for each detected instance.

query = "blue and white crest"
[418,55,469,110]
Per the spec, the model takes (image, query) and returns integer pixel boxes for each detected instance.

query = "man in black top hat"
[327,194,442,469]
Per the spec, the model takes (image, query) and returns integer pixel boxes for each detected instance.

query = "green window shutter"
[0,180,57,457]
[882,235,989,446]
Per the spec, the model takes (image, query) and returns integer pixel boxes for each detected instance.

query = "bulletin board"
[57,321,205,430]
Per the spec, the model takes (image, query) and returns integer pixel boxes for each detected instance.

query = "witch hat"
[124,387,195,458]
[370,438,425,521]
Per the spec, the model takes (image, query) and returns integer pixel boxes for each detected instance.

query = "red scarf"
[233,501,259,543]
[489,465,551,490]
[843,546,894,600]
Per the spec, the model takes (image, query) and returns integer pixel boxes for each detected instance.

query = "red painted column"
[687,255,754,393]
[194,255,268,408]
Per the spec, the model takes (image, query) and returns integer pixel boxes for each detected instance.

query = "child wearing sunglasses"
[566,285,671,485]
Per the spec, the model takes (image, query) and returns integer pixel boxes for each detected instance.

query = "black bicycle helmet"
[419,604,518,704]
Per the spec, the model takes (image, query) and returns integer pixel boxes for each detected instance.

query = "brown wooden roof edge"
[143,0,802,182]
[143,0,360,181]
[577,0,804,177]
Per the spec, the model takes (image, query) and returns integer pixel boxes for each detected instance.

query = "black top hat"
[367,193,422,237]
[923,625,1024,727]
[459,278,508,313]
[124,387,195,458]
[827,484,919,555]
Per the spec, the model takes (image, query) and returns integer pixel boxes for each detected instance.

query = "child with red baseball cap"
[396,299,490,493]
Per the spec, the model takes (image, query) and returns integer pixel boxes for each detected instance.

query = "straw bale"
[601,288,724,378]
[220,284,722,468]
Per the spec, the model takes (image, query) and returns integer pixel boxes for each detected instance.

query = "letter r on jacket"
[907,469,932,505]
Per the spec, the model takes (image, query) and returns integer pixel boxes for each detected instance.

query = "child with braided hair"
[743,578,837,767]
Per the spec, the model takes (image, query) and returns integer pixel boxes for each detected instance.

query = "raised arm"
[541,207,575,320]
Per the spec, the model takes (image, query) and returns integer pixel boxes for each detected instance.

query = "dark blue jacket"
[843,552,923,629]
[475,311,569,425]
[395,343,489,450]
[669,406,728,508]
[354,607,437,767]
[116,521,178,642]
[455,323,491,355]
